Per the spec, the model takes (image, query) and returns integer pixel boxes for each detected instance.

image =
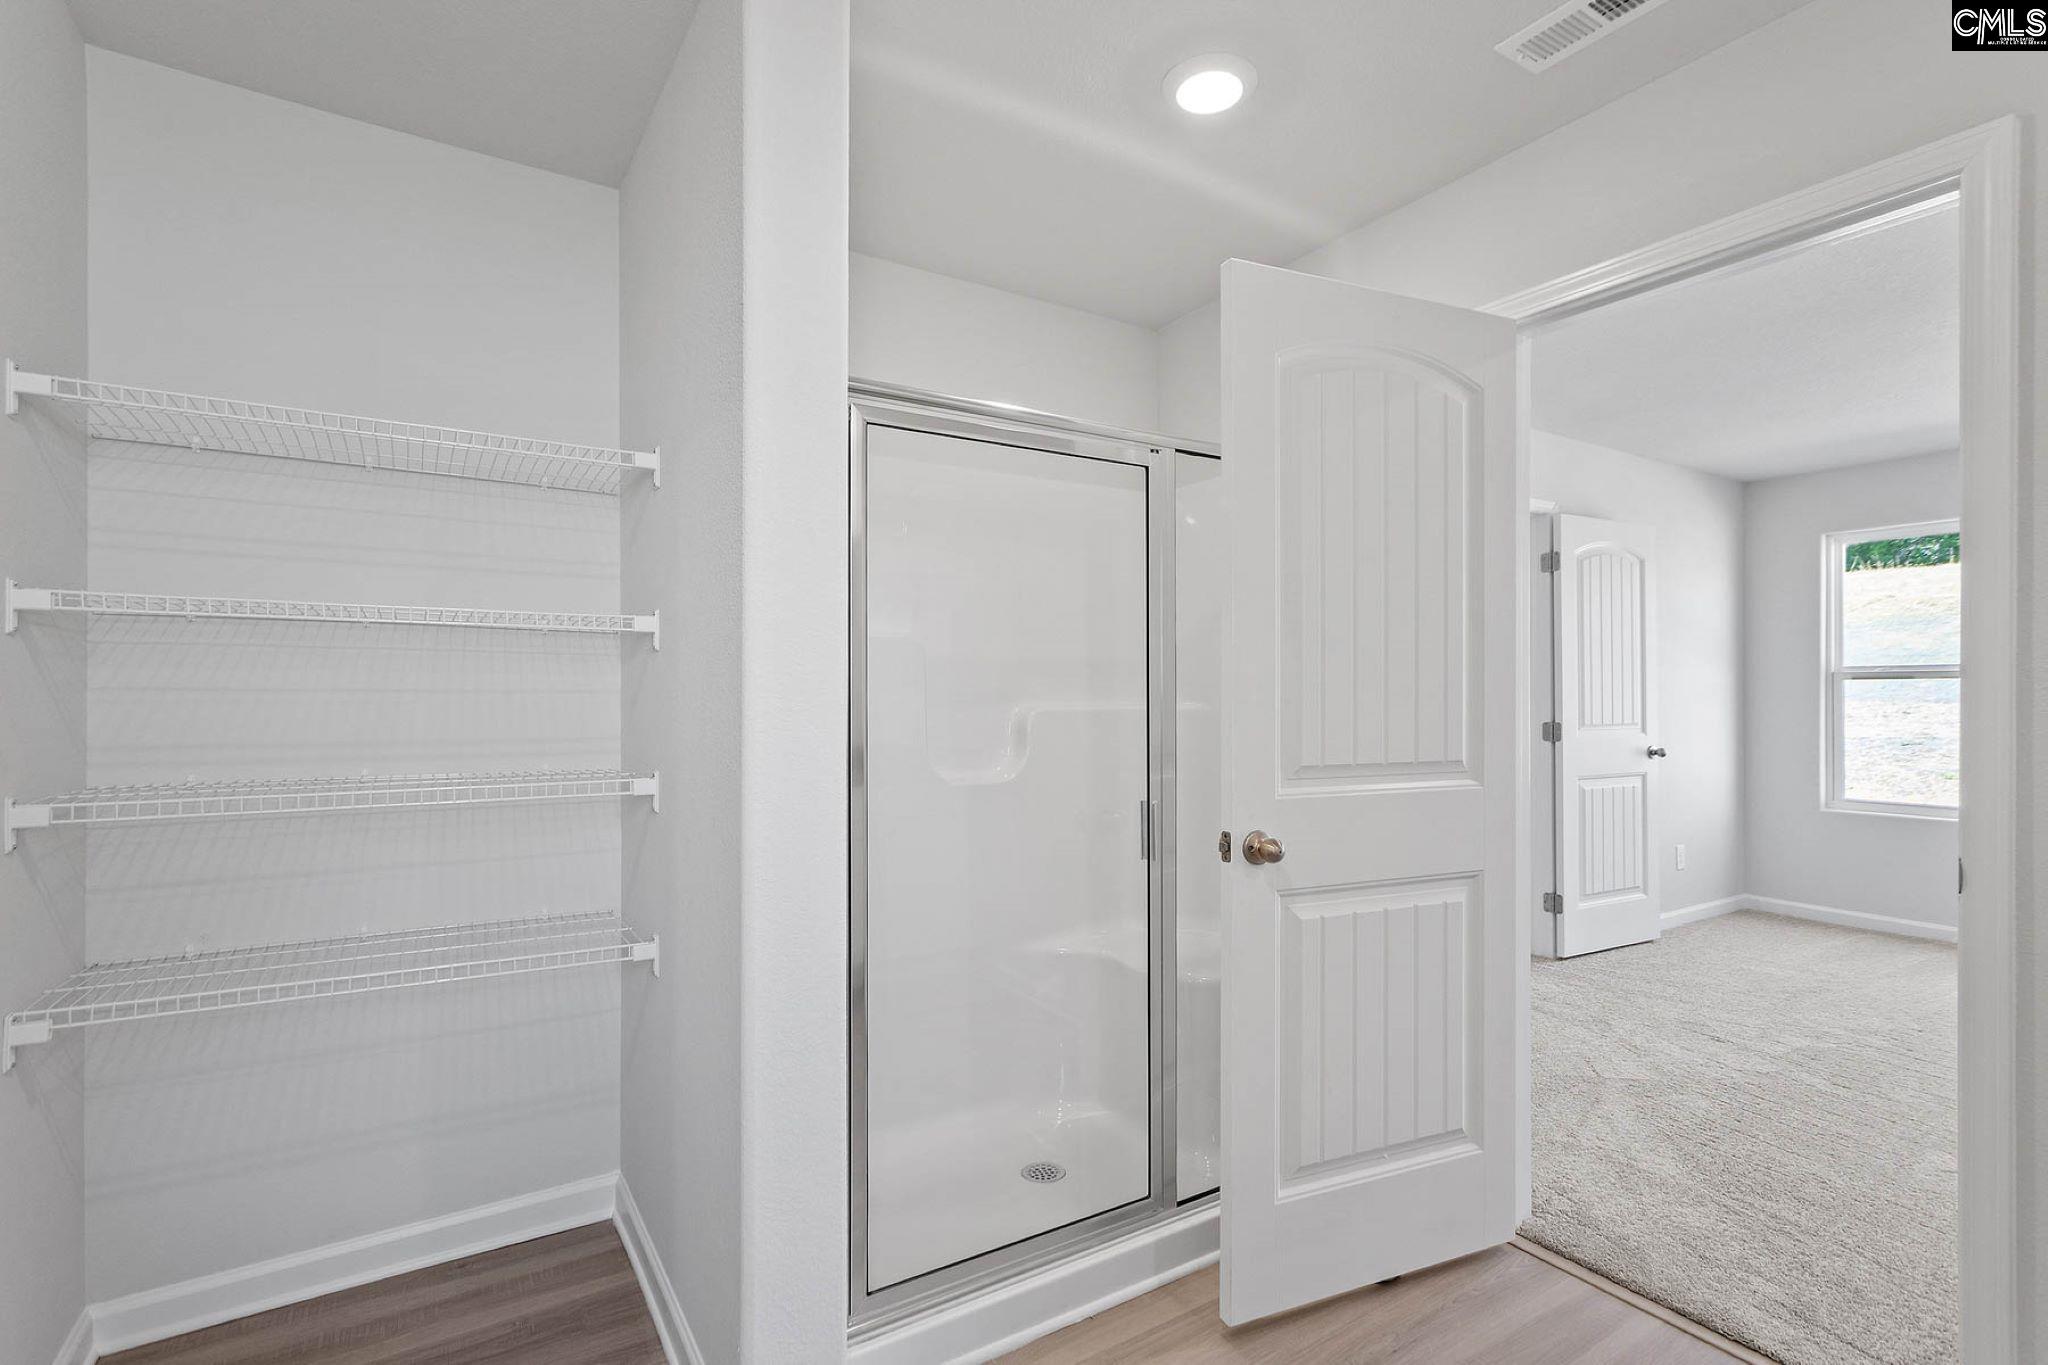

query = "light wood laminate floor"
[103,1223,665,1365]
[102,1224,1754,1364]
[1002,1243,1752,1364]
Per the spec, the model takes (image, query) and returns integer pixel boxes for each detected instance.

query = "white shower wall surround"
[848,385,1225,1347]
[66,48,635,1303]
[863,426,1153,1291]
[1173,453,1225,1204]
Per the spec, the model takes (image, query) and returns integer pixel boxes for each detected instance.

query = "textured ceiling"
[1532,200,1959,482]
[853,0,1819,327]
[66,0,696,185]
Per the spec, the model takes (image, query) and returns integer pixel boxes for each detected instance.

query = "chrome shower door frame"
[847,381,1194,1333]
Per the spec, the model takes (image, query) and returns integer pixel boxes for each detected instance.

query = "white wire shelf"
[5,580,659,647]
[1,910,658,1071]
[4,361,660,494]
[4,768,660,851]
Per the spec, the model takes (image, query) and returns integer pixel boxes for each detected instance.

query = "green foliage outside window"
[1844,532,1960,572]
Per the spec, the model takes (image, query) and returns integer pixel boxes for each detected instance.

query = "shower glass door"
[854,410,1158,1310]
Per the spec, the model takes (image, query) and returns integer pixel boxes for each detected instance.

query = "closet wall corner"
[0,1,89,1360]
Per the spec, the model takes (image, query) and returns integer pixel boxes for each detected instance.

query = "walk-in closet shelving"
[5,582,660,645]
[4,362,661,492]
[0,911,659,1072]
[3,358,662,1060]
[3,768,661,851]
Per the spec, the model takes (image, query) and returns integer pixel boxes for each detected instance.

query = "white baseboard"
[87,1171,620,1356]
[52,1308,93,1365]
[850,1201,1219,1365]
[613,1175,703,1365]
[1659,894,1958,943]
[1660,894,1748,930]
[1749,894,1957,943]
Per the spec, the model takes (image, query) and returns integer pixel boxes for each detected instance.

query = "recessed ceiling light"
[1166,54,1256,116]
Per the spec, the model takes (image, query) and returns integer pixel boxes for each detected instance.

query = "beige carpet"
[1524,910,1958,1365]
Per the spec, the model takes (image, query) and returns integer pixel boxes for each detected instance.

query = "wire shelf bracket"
[4,768,660,852]
[0,911,659,1071]
[5,361,661,494]
[4,579,659,647]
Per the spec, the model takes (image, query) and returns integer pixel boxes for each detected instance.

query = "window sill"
[1823,799,1958,822]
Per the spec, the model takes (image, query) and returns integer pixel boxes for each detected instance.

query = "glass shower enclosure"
[849,385,1198,1329]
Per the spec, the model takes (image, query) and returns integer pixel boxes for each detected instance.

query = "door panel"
[1280,356,1471,783]
[1219,260,1520,1325]
[1553,514,1659,957]
[1283,881,1470,1175]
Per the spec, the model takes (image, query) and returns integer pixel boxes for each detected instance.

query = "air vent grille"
[1497,0,1676,71]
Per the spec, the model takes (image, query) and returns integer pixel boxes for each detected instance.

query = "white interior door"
[1218,260,1520,1325]
[1551,514,1661,958]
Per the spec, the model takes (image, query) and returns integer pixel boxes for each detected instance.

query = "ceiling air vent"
[1496,0,1676,71]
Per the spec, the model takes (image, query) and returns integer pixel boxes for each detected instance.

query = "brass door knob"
[1243,830,1284,865]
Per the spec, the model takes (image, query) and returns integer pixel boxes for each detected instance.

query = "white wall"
[620,0,849,1357]
[1532,432,1746,919]
[83,49,625,1299]
[851,253,1159,431]
[734,4,849,1353]
[619,1,745,1355]
[0,2,89,1358]
[1745,452,1961,931]
[1154,6,2048,1336]
[1157,301,1221,446]
[87,49,620,442]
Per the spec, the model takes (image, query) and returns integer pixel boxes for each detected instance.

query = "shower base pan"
[865,1100,1150,1292]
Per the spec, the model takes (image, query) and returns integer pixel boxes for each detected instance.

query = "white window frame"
[1823,518,1960,819]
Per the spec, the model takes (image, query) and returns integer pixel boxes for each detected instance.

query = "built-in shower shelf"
[4,362,660,493]
[4,581,659,646]
[0,910,659,1071]
[3,768,660,851]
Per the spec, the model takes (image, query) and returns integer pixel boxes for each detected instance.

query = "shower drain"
[1019,1161,1068,1184]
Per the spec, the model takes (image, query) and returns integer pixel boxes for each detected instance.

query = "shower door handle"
[1243,830,1284,865]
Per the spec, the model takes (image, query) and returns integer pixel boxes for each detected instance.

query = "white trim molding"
[849,1200,1218,1365]
[1484,122,2008,326]
[52,1308,94,1365]
[1748,895,1957,944]
[1951,114,2023,1365]
[1659,895,1748,931]
[613,1175,703,1365]
[1660,895,1957,942]
[1492,117,2021,1365]
[87,1172,620,1357]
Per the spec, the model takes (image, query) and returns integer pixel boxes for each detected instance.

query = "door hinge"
[1542,892,1563,915]
[1540,550,1560,572]
[1541,720,1562,742]
[1218,830,1232,863]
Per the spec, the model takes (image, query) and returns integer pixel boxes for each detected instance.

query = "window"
[1825,521,1959,816]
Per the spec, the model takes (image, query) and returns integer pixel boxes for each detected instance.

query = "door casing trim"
[1489,117,2021,1365]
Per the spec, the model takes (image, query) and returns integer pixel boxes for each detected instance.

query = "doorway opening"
[1519,190,1965,1364]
